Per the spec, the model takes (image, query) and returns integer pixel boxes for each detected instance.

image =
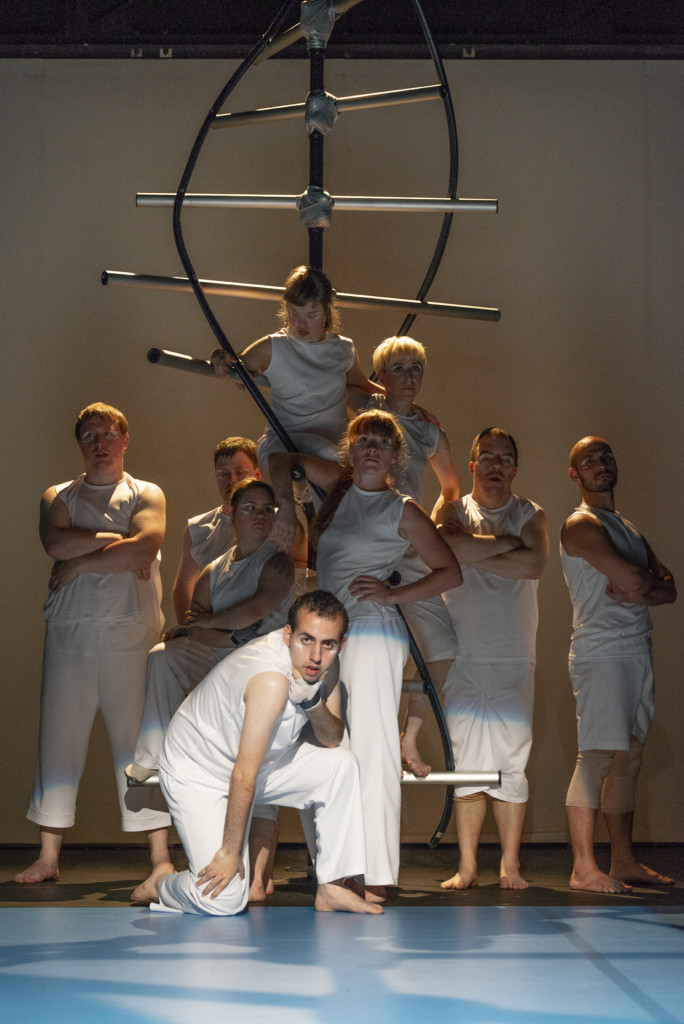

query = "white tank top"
[188,506,235,569]
[442,493,541,660]
[43,472,163,631]
[260,329,355,445]
[160,629,308,787]
[316,485,410,622]
[560,503,652,658]
[208,539,293,634]
[365,395,439,507]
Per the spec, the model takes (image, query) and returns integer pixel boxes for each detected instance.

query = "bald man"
[561,436,676,893]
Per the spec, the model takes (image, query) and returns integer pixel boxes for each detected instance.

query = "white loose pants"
[155,742,366,916]
[28,619,168,832]
[340,615,409,886]
[133,637,227,770]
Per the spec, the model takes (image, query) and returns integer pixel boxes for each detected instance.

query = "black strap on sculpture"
[169,0,310,466]
[394,0,459,339]
[388,571,455,848]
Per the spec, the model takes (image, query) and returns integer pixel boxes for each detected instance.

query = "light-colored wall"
[1,57,682,847]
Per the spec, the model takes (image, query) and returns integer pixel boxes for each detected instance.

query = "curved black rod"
[388,572,455,848]
[395,0,458,339]
[170,0,307,463]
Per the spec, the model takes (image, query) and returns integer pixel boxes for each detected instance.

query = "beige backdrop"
[1,57,682,847]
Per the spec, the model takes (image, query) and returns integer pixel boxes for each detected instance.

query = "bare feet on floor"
[610,862,675,886]
[499,858,529,890]
[131,861,176,906]
[315,881,384,914]
[570,868,632,894]
[440,868,478,890]
[500,871,529,890]
[343,878,387,903]
[248,878,275,903]
[14,859,59,884]
[400,736,431,778]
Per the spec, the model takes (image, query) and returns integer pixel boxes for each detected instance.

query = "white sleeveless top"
[560,503,652,658]
[188,506,235,569]
[208,539,293,634]
[43,472,163,631]
[260,328,355,445]
[316,485,411,622]
[442,493,541,660]
[160,629,308,788]
[365,395,439,507]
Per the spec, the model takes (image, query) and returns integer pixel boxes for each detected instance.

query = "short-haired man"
[172,436,307,624]
[437,428,548,890]
[16,403,166,884]
[133,591,382,916]
[561,436,676,893]
[172,437,261,623]
[353,335,461,775]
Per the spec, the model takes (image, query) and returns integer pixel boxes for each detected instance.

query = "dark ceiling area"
[1,0,683,59]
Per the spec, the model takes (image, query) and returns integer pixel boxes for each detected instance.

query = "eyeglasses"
[235,503,277,516]
[578,452,616,470]
[352,434,396,450]
[79,429,122,445]
[476,452,516,468]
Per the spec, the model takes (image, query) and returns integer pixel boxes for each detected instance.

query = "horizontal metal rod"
[129,770,501,789]
[401,771,501,786]
[254,0,366,64]
[136,193,497,213]
[103,271,500,322]
[212,85,442,129]
[147,348,215,377]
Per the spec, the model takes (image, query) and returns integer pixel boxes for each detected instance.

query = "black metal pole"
[307,46,325,269]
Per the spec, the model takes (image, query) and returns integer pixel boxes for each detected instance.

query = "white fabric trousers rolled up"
[28,619,167,832]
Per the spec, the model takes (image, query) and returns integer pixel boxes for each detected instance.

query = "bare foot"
[570,868,632,894]
[131,861,175,906]
[315,881,384,914]
[400,735,431,778]
[441,868,478,890]
[500,871,529,890]
[15,858,59,884]
[610,862,675,886]
[248,877,275,903]
[344,878,387,903]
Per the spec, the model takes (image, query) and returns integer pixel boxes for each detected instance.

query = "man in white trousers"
[133,590,382,916]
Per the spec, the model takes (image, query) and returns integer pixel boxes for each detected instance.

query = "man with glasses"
[16,403,166,885]
[436,427,549,890]
[561,435,676,892]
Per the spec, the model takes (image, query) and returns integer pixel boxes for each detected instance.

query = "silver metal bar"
[130,770,501,789]
[212,85,442,129]
[137,193,497,213]
[128,774,160,787]
[401,771,501,786]
[147,348,215,377]
[254,0,366,64]
[103,271,500,322]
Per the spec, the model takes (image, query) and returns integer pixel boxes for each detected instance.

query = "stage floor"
[2,845,683,1024]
